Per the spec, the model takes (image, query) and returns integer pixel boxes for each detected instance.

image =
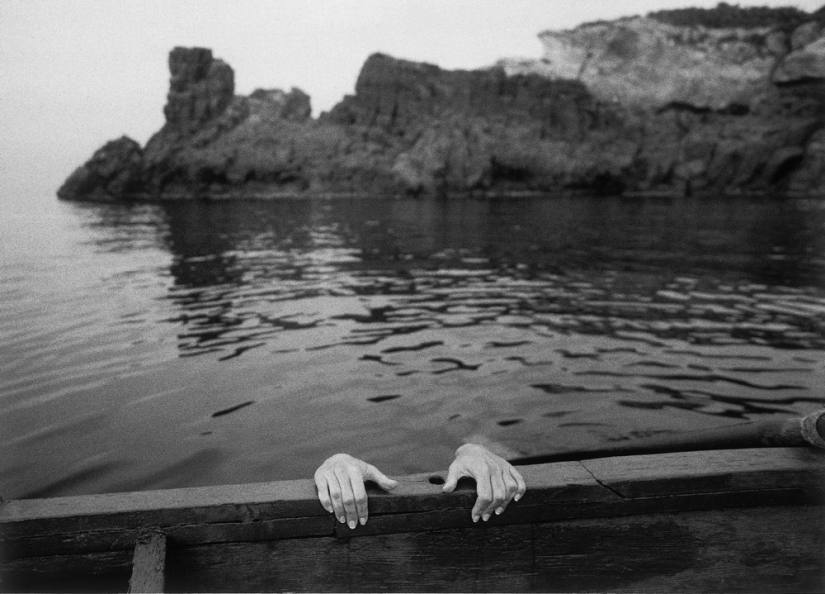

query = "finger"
[333,467,359,529]
[364,464,398,491]
[472,473,493,523]
[348,467,369,526]
[314,473,333,513]
[442,463,462,493]
[495,472,519,515]
[511,466,527,501]
[326,471,347,524]
[485,469,507,521]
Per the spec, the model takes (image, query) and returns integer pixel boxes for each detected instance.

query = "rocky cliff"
[58,4,825,201]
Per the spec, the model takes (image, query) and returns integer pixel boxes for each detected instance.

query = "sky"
[1,0,823,205]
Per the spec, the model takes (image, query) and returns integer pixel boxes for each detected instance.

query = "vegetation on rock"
[648,2,823,33]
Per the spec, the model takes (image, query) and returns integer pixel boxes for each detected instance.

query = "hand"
[314,453,398,529]
[442,443,527,522]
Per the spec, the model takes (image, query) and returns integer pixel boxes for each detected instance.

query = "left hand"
[314,453,397,529]
[442,443,527,522]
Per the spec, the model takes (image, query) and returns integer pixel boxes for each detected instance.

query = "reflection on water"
[1,195,824,499]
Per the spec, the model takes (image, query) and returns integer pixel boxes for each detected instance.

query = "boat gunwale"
[2,447,822,541]
[2,447,823,593]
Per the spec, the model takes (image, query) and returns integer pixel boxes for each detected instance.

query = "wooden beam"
[1,448,823,593]
[0,461,604,540]
[164,505,825,593]
[581,446,825,499]
[2,449,823,554]
[128,531,166,594]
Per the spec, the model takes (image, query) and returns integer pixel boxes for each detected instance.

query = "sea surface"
[1,194,824,500]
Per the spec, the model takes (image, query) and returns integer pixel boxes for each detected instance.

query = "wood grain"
[2,448,823,592]
[128,531,166,593]
[165,505,825,593]
[582,446,825,499]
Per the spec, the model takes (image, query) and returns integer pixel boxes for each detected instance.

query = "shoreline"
[56,187,825,204]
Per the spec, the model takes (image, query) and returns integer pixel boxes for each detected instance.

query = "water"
[1,194,824,500]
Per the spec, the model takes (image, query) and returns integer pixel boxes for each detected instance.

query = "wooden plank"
[0,478,324,532]
[0,462,598,523]
[333,487,809,539]
[6,515,336,560]
[2,446,822,592]
[582,447,825,499]
[0,448,825,559]
[0,549,132,593]
[165,505,825,593]
[0,462,605,540]
[128,531,166,594]
[5,485,807,562]
[9,447,818,539]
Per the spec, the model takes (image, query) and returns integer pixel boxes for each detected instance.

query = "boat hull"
[2,447,823,592]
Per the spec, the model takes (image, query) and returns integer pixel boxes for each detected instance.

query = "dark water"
[1,194,824,499]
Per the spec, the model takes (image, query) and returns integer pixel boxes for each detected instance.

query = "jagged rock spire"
[164,47,235,135]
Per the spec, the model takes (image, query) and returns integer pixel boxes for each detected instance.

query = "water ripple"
[2,195,824,498]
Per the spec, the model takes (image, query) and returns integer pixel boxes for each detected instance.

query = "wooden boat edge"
[2,447,823,593]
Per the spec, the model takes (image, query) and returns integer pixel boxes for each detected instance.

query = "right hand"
[442,443,526,522]
[314,453,398,529]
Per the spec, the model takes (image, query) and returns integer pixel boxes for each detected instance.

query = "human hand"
[442,443,526,522]
[314,453,398,529]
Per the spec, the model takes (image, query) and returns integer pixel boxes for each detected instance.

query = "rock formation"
[58,4,825,201]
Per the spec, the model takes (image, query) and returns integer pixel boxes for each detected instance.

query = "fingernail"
[482,513,491,522]
[472,515,479,523]
[338,516,345,524]
[514,494,521,502]
[495,507,504,515]
[348,520,356,529]
[359,517,366,526]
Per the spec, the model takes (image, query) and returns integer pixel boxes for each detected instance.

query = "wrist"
[455,443,481,457]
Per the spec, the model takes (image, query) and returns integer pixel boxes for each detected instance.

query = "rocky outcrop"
[502,9,825,109]
[163,47,235,136]
[774,36,825,81]
[57,136,144,200]
[499,4,825,196]
[521,19,788,109]
[58,4,825,202]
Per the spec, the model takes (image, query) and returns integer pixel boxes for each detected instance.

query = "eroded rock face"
[249,88,312,122]
[164,47,235,135]
[774,35,825,82]
[791,21,822,50]
[58,6,825,202]
[506,17,788,110]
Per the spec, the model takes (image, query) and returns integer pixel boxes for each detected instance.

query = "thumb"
[365,464,398,490]
[442,464,461,493]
